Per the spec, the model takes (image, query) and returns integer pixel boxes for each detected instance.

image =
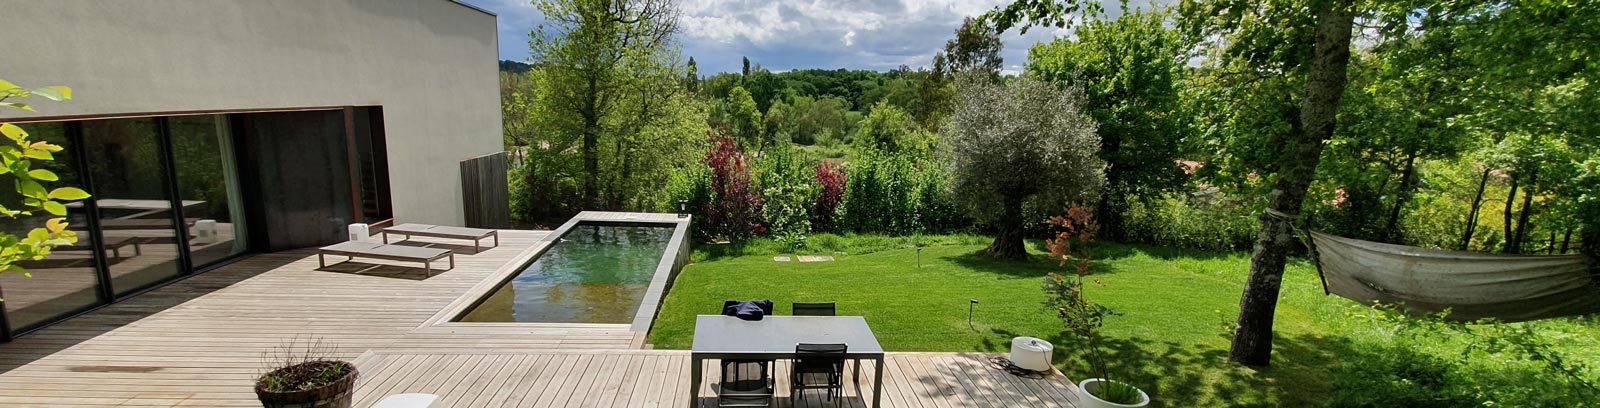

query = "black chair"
[792,302,836,316]
[791,343,848,407]
[717,300,776,407]
[718,359,775,407]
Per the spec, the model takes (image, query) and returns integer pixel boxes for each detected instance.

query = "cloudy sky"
[457,0,1083,74]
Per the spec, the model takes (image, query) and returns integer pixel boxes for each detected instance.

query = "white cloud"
[460,0,1170,73]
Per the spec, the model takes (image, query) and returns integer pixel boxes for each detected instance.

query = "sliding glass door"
[80,118,185,297]
[0,123,106,330]
[169,115,248,267]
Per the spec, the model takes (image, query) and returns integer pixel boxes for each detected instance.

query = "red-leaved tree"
[702,132,764,241]
[811,161,847,232]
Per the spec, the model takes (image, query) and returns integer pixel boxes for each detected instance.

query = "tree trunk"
[1461,167,1493,250]
[1502,174,1520,253]
[1229,0,1355,367]
[984,195,1028,260]
[1512,170,1538,253]
[1383,152,1418,243]
[582,75,601,209]
[1561,228,1572,254]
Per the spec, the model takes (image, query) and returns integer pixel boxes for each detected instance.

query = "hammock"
[1309,231,1600,322]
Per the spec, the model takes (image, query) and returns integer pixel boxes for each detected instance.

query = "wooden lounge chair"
[59,235,142,258]
[98,218,200,231]
[380,223,499,252]
[317,241,454,277]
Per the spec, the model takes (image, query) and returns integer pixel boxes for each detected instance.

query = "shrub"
[1121,193,1259,252]
[838,150,919,234]
[914,167,972,233]
[812,161,847,233]
[665,165,713,241]
[755,145,816,249]
[700,133,764,242]
[508,160,582,226]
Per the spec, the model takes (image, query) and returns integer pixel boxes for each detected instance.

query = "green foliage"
[854,101,931,154]
[944,74,1105,226]
[754,145,816,249]
[1341,305,1600,407]
[1027,9,1191,239]
[0,78,85,287]
[723,86,764,149]
[837,150,921,234]
[1122,193,1260,252]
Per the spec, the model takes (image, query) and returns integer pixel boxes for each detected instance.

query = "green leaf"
[17,179,46,199]
[0,79,17,92]
[0,124,25,142]
[22,149,52,160]
[47,187,91,200]
[41,201,66,216]
[27,169,57,181]
[30,86,71,101]
[0,102,34,111]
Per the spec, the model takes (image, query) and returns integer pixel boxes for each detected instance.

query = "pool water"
[457,224,674,324]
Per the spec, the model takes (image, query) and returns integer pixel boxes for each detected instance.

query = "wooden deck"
[0,229,1080,407]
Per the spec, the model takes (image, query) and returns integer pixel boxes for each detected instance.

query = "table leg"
[688,355,703,408]
[854,358,862,397]
[318,253,325,268]
[872,355,884,408]
[382,231,388,244]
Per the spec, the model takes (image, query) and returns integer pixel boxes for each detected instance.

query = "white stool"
[1009,336,1054,372]
[374,393,441,408]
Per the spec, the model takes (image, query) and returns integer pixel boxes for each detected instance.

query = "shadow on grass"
[1033,331,1361,407]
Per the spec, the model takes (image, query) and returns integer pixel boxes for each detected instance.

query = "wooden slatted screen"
[459,151,511,229]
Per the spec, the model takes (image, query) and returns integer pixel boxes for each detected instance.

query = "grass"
[649,234,1600,407]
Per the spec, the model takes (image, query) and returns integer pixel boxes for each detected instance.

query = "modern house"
[0,0,505,341]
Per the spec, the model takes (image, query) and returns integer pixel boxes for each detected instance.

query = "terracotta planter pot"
[255,362,358,408]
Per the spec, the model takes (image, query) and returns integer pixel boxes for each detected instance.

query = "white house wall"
[0,0,503,227]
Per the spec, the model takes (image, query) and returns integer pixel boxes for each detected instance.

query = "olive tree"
[944,75,1105,259]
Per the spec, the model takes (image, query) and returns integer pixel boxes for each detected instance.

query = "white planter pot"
[1076,378,1150,408]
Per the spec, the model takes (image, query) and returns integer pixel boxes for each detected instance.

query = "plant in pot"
[256,337,358,408]
[1042,204,1149,407]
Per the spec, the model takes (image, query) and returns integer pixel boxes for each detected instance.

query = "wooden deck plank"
[1,228,1078,407]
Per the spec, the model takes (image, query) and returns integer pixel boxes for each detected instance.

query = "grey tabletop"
[690,315,885,358]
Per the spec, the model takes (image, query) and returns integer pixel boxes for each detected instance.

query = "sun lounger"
[317,241,454,277]
[59,235,142,258]
[97,217,199,230]
[381,223,499,252]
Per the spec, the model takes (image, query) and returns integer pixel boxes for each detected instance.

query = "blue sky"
[456,0,1079,74]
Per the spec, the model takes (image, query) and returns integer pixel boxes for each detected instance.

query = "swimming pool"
[455,220,686,325]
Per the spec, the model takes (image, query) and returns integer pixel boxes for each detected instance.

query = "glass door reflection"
[0,122,106,330]
[168,115,247,267]
[80,118,185,296]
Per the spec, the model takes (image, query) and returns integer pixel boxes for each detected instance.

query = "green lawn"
[649,236,1600,407]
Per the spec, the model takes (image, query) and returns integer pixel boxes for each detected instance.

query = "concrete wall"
[0,0,502,227]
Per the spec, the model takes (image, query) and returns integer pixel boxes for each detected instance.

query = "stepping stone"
[774,256,792,262]
[797,255,835,263]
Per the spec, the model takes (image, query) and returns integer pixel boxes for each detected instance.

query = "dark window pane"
[81,118,184,296]
[169,115,247,266]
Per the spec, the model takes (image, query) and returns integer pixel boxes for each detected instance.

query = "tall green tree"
[724,86,763,149]
[529,0,680,208]
[1027,9,1192,241]
[944,75,1105,259]
[945,17,1005,77]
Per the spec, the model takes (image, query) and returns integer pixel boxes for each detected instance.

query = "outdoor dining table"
[689,314,886,408]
